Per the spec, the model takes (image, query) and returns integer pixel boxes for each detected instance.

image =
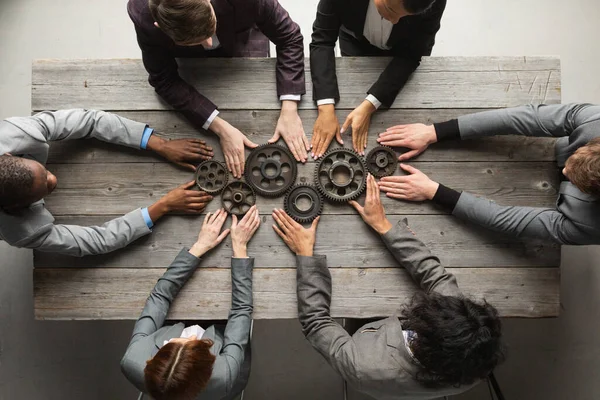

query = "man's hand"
[311,104,342,159]
[341,100,376,155]
[230,205,261,258]
[189,208,230,257]
[209,117,258,179]
[377,123,437,161]
[378,164,439,201]
[272,209,320,256]
[147,136,214,171]
[153,181,213,216]
[349,174,393,235]
[270,100,309,163]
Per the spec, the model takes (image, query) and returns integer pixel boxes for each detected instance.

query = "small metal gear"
[284,184,324,223]
[221,181,256,216]
[314,148,367,202]
[195,160,229,194]
[365,146,398,178]
[244,144,298,197]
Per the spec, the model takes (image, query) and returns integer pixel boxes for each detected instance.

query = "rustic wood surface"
[32,56,562,319]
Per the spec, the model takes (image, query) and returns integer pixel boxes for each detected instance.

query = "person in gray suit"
[121,206,260,400]
[377,103,600,245]
[272,174,505,399]
[0,109,215,256]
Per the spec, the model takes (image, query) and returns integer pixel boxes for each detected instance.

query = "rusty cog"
[195,160,229,194]
[221,181,256,216]
[284,184,324,223]
[244,144,298,197]
[314,148,367,202]
[365,146,398,178]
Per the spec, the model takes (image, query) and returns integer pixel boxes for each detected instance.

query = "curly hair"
[565,137,600,196]
[402,292,506,388]
[0,155,35,208]
[402,0,437,14]
[148,0,216,45]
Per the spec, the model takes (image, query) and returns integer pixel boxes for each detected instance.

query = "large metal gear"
[195,160,229,194]
[221,181,256,216]
[244,144,297,197]
[284,184,324,223]
[365,146,398,178]
[314,148,367,202]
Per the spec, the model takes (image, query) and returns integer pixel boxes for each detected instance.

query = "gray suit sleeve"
[219,257,254,394]
[128,248,201,345]
[458,103,600,140]
[296,255,362,386]
[380,221,460,296]
[453,192,586,244]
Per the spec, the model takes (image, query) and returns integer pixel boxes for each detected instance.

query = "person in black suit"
[309,0,446,157]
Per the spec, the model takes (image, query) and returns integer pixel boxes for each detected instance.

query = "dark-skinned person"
[0,109,215,256]
[377,103,600,245]
[128,0,308,179]
[272,174,505,399]
[309,0,446,158]
[121,206,260,400]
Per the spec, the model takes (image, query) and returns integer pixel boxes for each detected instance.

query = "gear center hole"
[294,194,314,213]
[233,192,244,203]
[331,164,353,187]
[262,160,281,179]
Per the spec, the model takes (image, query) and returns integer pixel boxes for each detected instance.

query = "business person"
[309,0,446,157]
[128,0,308,178]
[121,206,260,400]
[272,175,505,399]
[0,109,214,256]
[377,103,600,245]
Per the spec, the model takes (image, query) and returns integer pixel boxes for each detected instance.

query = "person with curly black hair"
[272,174,505,399]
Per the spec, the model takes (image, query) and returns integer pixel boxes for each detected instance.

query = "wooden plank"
[32,57,561,111]
[34,216,560,269]
[46,109,558,164]
[34,267,560,320]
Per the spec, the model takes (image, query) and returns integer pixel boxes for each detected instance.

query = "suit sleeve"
[367,3,445,107]
[220,257,254,394]
[380,221,460,296]
[296,254,362,386]
[256,0,305,96]
[309,0,342,102]
[134,25,217,128]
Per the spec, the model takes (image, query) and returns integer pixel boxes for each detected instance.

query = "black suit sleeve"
[310,0,342,102]
[367,0,446,107]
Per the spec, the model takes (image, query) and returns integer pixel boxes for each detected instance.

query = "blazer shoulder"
[0,201,54,246]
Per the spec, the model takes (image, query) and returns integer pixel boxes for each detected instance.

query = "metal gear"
[314,148,367,202]
[221,181,256,216]
[365,146,398,178]
[284,184,324,223]
[195,160,229,194]
[244,144,297,197]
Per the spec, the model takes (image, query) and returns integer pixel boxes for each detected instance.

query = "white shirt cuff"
[316,98,336,106]
[365,94,382,110]
[202,109,220,130]
[280,94,302,102]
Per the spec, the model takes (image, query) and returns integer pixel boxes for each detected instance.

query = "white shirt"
[162,324,206,347]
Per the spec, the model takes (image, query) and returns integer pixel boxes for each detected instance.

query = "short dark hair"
[148,0,216,45]
[402,0,437,14]
[0,155,35,208]
[402,293,505,388]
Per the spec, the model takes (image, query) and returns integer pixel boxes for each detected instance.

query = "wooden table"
[32,57,562,320]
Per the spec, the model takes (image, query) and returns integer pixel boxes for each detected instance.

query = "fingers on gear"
[314,148,367,202]
[244,144,298,197]
[284,184,324,223]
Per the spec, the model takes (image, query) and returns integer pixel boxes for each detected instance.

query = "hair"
[401,0,437,14]
[565,137,600,196]
[148,0,216,45]
[401,292,505,388]
[0,155,35,208]
[144,339,216,400]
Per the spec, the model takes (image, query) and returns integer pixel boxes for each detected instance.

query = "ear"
[153,21,160,29]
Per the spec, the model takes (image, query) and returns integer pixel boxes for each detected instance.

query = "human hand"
[189,208,231,257]
[210,117,258,179]
[147,136,214,171]
[270,101,309,163]
[311,104,342,159]
[341,100,376,155]
[378,164,439,201]
[158,181,213,214]
[377,123,437,161]
[230,205,261,258]
[272,209,320,256]
[349,174,392,235]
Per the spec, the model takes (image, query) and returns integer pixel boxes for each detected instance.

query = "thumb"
[244,137,259,149]
[268,130,281,144]
[311,215,321,231]
[400,163,420,175]
[231,214,238,229]
[340,115,352,134]
[398,150,419,162]
[181,180,196,189]
[349,200,364,215]
[182,163,197,172]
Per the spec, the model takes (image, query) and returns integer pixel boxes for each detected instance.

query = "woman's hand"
[189,208,231,257]
[230,205,261,258]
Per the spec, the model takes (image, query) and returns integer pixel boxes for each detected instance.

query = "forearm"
[296,255,334,336]
[221,258,253,361]
[367,56,420,107]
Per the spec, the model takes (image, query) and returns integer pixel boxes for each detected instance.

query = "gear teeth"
[283,184,324,223]
[314,147,367,203]
[244,143,298,197]
[365,146,398,178]
[195,160,230,194]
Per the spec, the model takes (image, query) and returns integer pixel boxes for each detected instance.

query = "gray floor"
[1,0,600,399]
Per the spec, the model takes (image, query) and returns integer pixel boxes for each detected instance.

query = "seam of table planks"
[32,57,562,319]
